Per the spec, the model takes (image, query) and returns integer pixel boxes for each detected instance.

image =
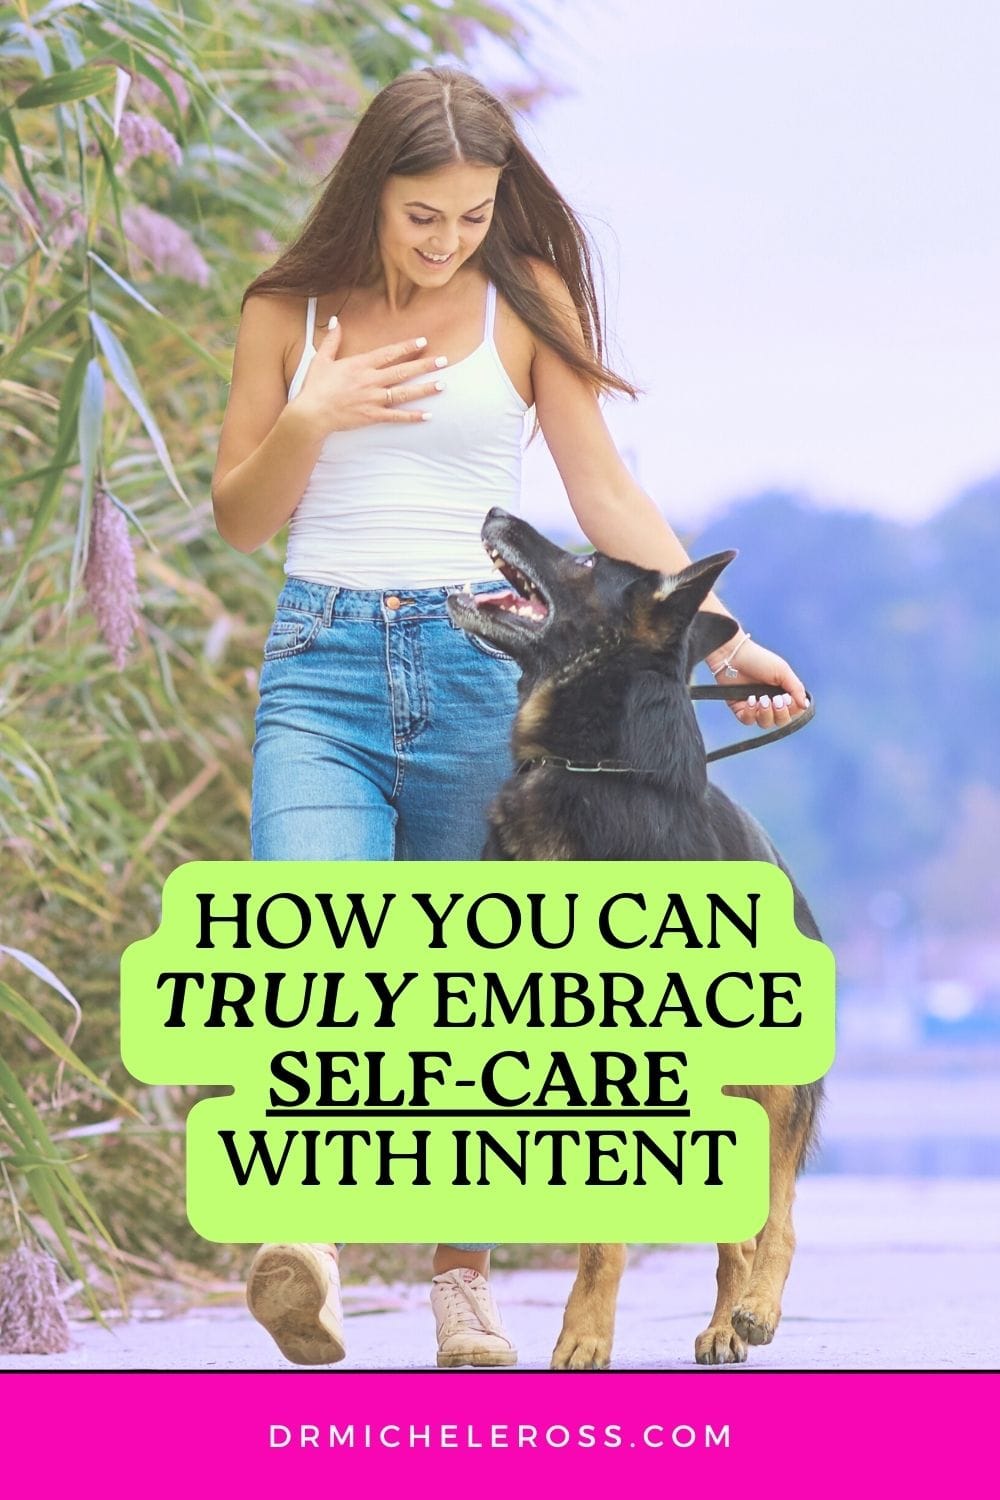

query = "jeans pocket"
[262,607,322,660]
[464,630,514,662]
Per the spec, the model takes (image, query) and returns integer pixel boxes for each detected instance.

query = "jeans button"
[385,594,401,609]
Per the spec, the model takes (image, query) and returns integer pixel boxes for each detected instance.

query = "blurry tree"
[0,0,560,1291]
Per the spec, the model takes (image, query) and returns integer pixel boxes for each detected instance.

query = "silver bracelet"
[712,631,751,679]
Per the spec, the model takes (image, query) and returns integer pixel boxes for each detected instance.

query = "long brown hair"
[243,66,639,405]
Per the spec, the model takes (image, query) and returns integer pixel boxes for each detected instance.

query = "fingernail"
[747,695,757,706]
[434,380,446,391]
[327,315,338,329]
[415,336,428,348]
[435,355,448,368]
[421,412,433,421]
[759,695,770,707]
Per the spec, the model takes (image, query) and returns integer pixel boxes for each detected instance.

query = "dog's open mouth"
[446,518,557,651]
[474,544,550,626]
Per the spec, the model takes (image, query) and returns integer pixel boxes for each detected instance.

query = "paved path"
[3,1176,998,1371]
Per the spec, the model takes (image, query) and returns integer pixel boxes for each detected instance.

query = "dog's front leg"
[694,1239,755,1364]
[550,1243,627,1371]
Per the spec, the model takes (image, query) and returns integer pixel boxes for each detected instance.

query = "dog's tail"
[793,1079,825,1171]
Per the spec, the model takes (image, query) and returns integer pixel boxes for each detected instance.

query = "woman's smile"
[416,248,456,268]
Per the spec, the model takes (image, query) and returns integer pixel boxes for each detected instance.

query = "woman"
[211,66,806,1370]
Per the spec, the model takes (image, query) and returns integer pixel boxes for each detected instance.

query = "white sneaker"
[246,1243,345,1365]
[430,1268,517,1368]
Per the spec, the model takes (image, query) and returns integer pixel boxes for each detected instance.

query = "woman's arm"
[527,260,807,722]
[211,295,332,553]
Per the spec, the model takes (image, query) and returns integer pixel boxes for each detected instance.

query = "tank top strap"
[305,295,318,348]
[484,280,497,343]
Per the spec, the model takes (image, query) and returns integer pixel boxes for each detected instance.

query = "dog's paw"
[550,1329,613,1371]
[731,1300,779,1346]
[694,1324,748,1365]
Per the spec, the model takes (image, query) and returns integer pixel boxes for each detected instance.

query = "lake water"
[807,1069,999,1178]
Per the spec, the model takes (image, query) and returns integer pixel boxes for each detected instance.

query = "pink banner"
[3,1372,995,1490]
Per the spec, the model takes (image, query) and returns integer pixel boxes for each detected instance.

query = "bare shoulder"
[525,256,579,312]
[487,258,584,406]
[238,291,316,385]
[522,256,585,350]
[239,288,302,338]
[524,255,571,300]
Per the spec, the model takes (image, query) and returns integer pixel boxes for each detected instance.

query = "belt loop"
[324,585,340,627]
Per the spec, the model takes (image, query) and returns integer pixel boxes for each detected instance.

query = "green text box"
[120,860,835,1244]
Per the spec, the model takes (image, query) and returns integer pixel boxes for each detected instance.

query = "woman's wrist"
[705,624,750,677]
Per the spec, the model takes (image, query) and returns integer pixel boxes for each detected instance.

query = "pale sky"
[471,1,1000,533]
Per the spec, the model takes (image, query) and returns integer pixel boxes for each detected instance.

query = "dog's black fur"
[447,506,825,1369]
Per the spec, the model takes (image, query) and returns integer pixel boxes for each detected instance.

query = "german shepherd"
[447,506,824,1369]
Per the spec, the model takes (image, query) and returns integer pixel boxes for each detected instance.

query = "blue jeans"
[251,575,519,1251]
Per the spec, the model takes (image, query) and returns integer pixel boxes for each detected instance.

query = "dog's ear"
[650,552,743,645]
[623,550,737,660]
[686,609,740,673]
[651,549,737,615]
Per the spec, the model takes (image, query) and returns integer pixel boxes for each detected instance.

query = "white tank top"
[284,280,531,588]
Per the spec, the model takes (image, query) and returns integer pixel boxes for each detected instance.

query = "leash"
[515,682,814,776]
[692,682,815,763]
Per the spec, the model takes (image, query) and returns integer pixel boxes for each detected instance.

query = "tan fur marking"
[513,681,555,757]
[498,820,575,860]
[630,601,670,648]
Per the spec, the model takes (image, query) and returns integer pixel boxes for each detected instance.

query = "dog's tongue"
[476,589,521,610]
[477,590,547,620]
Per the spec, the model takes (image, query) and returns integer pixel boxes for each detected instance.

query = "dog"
[447,505,824,1369]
